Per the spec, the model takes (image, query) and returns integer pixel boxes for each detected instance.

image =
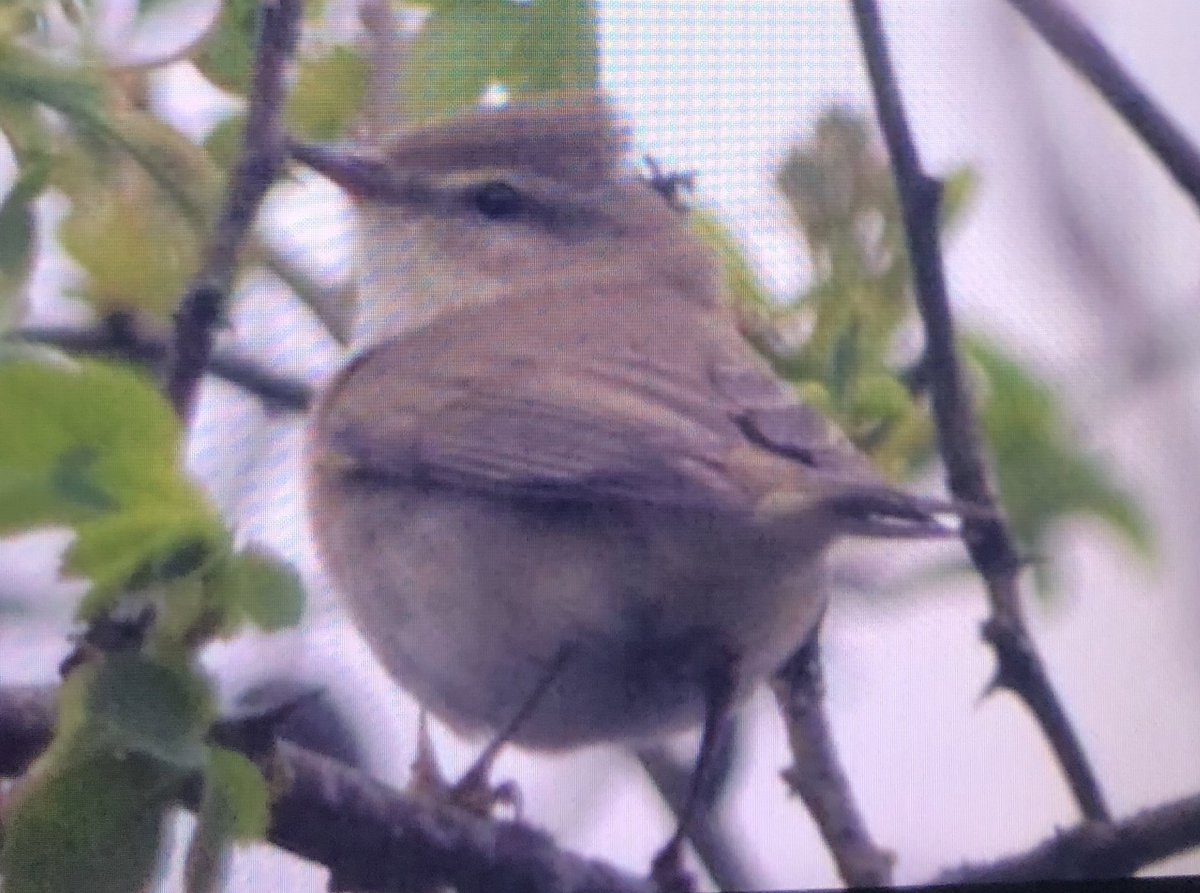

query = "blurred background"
[3,1,1200,889]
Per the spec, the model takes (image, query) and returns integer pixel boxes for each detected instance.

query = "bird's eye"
[471,181,523,220]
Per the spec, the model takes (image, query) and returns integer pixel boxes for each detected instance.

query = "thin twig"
[1006,0,1200,219]
[848,0,1110,822]
[771,638,895,887]
[12,320,312,412]
[166,0,303,417]
[635,727,760,893]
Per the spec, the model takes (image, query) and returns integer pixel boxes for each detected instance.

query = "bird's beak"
[289,140,393,199]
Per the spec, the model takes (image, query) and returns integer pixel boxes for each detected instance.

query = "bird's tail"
[818,484,989,539]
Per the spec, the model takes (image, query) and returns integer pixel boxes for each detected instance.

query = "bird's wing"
[316,292,954,534]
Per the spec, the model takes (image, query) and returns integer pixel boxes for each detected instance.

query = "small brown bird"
[296,94,955,879]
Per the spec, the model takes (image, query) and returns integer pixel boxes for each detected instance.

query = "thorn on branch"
[849,0,1111,822]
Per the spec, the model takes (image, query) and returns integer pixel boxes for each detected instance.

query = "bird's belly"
[309,475,830,749]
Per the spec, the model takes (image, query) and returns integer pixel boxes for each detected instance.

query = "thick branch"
[1006,0,1200,218]
[848,0,1109,821]
[166,0,302,417]
[12,318,311,412]
[5,683,1197,888]
[0,685,653,893]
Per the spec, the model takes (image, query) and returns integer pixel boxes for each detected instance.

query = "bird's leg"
[445,645,574,818]
[650,661,737,893]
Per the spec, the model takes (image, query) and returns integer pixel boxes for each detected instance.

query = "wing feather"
[315,291,955,534]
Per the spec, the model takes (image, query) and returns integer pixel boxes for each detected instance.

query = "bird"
[294,92,960,884]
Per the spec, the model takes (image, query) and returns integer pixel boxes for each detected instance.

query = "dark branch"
[0,685,55,777]
[7,683,1196,888]
[935,795,1200,884]
[848,0,1110,822]
[770,638,895,887]
[0,685,653,893]
[12,318,311,412]
[1006,0,1200,218]
[165,0,302,417]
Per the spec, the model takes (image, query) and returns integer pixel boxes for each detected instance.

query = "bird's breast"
[307,466,830,748]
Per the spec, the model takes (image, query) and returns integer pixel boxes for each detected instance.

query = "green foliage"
[969,338,1153,586]
[0,42,105,125]
[0,360,298,890]
[57,168,203,318]
[0,41,223,320]
[85,652,215,769]
[401,0,599,123]
[718,106,1152,592]
[202,112,244,171]
[193,0,259,95]
[0,358,307,625]
[0,154,45,330]
[0,361,227,611]
[182,748,268,893]
[1,657,270,893]
[202,747,270,842]
[208,547,306,634]
[1,748,177,893]
[690,209,774,312]
[754,110,948,478]
[286,46,369,141]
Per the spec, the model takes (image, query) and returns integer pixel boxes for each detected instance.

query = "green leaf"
[0,43,105,124]
[940,167,977,230]
[209,546,305,633]
[193,0,259,94]
[0,361,181,528]
[402,0,598,123]
[0,43,221,228]
[183,749,268,893]
[286,46,369,141]
[204,113,245,171]
[0,750,177,893]
[49,104,223,319]
[0,361,229,608]
[516,0,598,95]
[58,170,202,318]
[96,110,223,226]
[204,747,269,841]
[86,652,214,770]
[969,337,1154,583]
[0,160,43,330]
[68,514,225,618]
[690,209,773,310]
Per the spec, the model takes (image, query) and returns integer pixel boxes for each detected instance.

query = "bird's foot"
[407,711,522,819]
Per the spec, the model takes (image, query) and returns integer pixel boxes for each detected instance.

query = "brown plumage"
[297,94,959,874]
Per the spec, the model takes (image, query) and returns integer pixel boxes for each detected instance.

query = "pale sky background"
[3,1,1200,890]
